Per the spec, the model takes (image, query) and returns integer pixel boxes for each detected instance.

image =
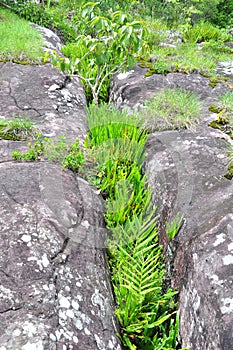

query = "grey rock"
[110,66,233,349]
[145,127,233,350]
[156,30,183,48]
[0,62,87,144]
[0,31,122,348]
[0,162,121,350]
[217,61,233,78]
[30,23,63,56]
[110,66,231,117]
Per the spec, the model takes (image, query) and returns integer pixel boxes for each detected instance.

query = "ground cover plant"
[141,88,202,131]
[0,7,44,63]
[85,103,187,349]
[0,116,39,140]
[12,135,85,171]
[208,91,233,179]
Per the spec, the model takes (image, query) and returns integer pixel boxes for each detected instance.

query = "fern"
[110,213,177,348]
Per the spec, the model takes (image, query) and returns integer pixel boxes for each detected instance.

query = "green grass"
[219,91,233,111]
[148,41,233,77]
[0,8,44,63]
[0,116,38,140]
[142,88,202,131]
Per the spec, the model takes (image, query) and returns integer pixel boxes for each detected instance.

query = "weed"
[142,88,202,131]
[183,21,230,43]
[0,116,38,140]
[12,135,85,171]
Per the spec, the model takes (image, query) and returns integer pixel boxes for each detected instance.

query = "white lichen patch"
[222,255,233,265]
[12,328,21,337]
[0,286,14,300]
[58,294,71,308]
[81,220,90,229]
[91,288,106,316]
[22,340,44,350]
[36,253,50,270]
[21,234,31,243]
[228,242,233,252]
[220,298,233,314]
[213,233,226,247]
[117,71,133,80]
[71,300,79,311]
[66,309,74,318]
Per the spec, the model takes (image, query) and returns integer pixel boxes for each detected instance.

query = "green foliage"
[0,116,38,140]
[85,103,184,349]
[142,88,202,131]
[12,135,85,171]
[219,91,233,112]
[52,3,149,104]
[211,0,233,28]
[183,21,231,43]
[166,214,184,240]
[0,7,44,63]
[109,213,178,349]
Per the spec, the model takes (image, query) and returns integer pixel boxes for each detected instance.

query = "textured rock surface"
[0,162,121,349]
[110,67,233,349]
[110,66,232,114]
[0,30,122,349]
[0,62,87,144]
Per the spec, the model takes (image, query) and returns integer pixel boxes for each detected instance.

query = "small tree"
[51,2,149,104]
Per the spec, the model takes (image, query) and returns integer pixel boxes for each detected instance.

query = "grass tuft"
[142,88,202,131]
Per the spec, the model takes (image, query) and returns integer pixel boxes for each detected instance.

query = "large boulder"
[110,67,233,349]
[0,29,122,349]
[0,162,121,350]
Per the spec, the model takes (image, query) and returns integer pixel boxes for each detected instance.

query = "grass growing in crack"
[85,103,186,349]
[0,116,38,140]
[142,88,202,131]
[12,135,85,171]
[0,8,44,63]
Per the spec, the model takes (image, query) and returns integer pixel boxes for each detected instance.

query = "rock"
[110,67,233,349]
[0,162,121,349]
[217,61,233,78]
[110,66,231,116]
[145,127,233,350]
[156,30,183,48]
[30,23,64,56]
[0,27,122,349]
[0,62,87,145]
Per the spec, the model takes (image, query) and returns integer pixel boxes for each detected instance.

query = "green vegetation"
[208,91,233,179]
[12,135,85,171]
[1,1,232,102]
[1,0,232,348]
[0,116,38,140]
[141,88,202,131]
[51,2,149,104]
[0,8,44,63]
[85,104,184,349]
